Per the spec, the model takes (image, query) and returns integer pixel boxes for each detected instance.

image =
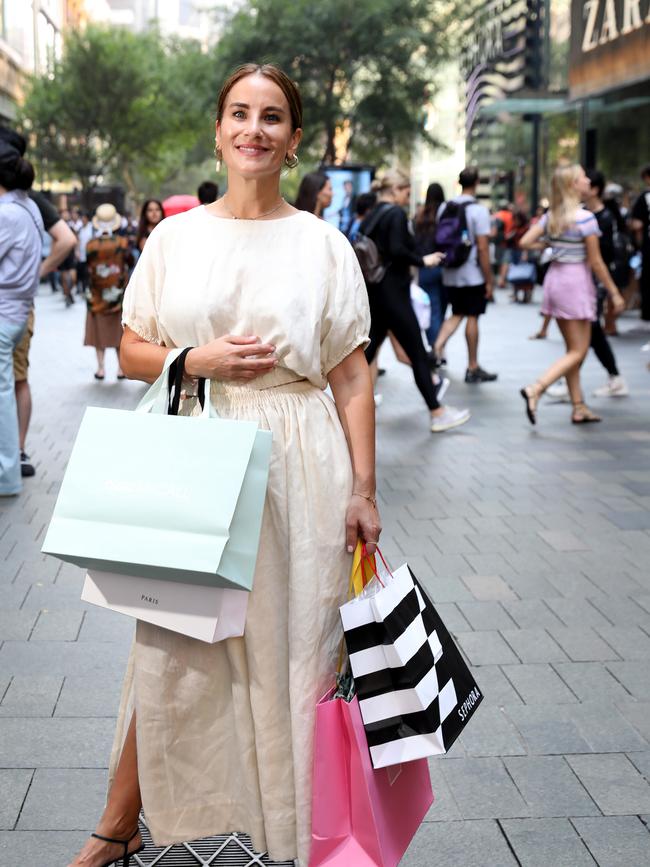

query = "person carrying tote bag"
[67,63,381,867]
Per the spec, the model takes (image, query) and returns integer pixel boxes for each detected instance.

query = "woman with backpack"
[362,170,470,433]
[414,182,448,355]
[519,164,625,425]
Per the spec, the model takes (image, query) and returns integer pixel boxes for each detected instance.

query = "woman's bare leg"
[522,319,591,419]
[95,348,105,378]
[68,713,142,866]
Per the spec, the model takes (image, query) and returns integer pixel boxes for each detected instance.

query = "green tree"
[212,0,452,166]
[19,25,215,202]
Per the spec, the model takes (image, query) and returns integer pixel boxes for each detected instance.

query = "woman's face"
[393,182,411,207]
[216,74,302,181]
[317,179,333,210]
[146,202,163,224]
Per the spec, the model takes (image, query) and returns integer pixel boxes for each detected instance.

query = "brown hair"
[216,63,303,131]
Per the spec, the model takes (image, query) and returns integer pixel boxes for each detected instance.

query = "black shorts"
[59,251,76,271]
[448,284,488,317]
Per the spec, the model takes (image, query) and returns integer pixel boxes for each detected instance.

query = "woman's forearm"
[120,327,172,383]
[328,349,376,496]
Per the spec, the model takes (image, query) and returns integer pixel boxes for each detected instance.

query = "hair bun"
[14,157,35,190]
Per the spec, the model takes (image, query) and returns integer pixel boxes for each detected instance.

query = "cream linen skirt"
[108,379,353,866]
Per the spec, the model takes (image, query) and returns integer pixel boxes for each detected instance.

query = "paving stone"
[0,676,62,717]
[503,756,598,818]
[500,629,568,663]
[501,599,564,630]
[77,609,135,643]
[571,816,650,867]
[0,640,129,676]
[30,610,84,641]
[595,625,650,660]
[605,661,650,700]
[617,702,650,742]
[55,676,123,718]
[553,662,634,702]
[538,531,590,551]
[441,757,528,819]
[0,610,38,641]
[454,631,519,666]
[459,706,526,757]
[547,627,620,662]
[505,706,592,755]
[460,575,517,601]
[469,665,523,708]
[419,573,474,603]
[0,770,33,830]
[457,601,516,631]
[406,819,518,866]
[0,718,115,767]
[430,602,471,633]
[567,754,650,815]
[628,751,650,780]
[565,702,648,752]
[17,769,108,830]
[545,598,611,628]
[423,762,462,822]
[0,831,88,867]
[501,818,596,866]
[502,664,577,705]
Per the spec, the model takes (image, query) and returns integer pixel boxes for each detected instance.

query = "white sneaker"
[546,382,570,402]
[593,375,629,397]
[374,393,383,407]
[431,405,471,433]
[641,342,650,352]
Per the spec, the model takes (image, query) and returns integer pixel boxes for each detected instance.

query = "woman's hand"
[423,252,445,268]
[185,335,277,381]
[346,494,382,557]
[609,291,625,315]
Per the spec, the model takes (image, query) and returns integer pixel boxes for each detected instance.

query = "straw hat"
[92,202,121,233]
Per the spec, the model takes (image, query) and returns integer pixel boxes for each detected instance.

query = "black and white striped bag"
[340,562,483,769]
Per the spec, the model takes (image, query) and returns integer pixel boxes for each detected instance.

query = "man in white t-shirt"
[434,167,498,383]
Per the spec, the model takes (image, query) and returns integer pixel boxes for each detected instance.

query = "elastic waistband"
[212,378,319,403]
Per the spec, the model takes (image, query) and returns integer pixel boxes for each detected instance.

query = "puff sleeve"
[320,233,371,378]
[121,224,166,344]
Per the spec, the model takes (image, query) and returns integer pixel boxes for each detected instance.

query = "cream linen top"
[122,207,370,387]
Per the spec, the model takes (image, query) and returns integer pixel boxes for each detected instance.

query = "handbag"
[340,552,483,769]
[507,261,536,284]
[42,348,272,591]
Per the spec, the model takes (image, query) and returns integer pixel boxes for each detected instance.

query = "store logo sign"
[581,0,650,52]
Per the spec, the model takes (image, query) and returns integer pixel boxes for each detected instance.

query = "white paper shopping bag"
[82,569,248,643]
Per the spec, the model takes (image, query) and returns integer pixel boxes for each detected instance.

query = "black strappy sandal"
[90,827,144,867]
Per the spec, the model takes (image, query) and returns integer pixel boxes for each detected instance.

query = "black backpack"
[353,203,396,284]
[434,200,474,268]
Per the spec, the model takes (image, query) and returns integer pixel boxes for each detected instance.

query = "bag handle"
[136,347,215,418]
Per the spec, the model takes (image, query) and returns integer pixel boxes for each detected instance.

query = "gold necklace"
[221,196,286,221]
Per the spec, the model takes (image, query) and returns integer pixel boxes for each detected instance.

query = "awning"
[480,96,569,116]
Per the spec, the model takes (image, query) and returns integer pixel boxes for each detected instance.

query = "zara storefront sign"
[570,0,650,97]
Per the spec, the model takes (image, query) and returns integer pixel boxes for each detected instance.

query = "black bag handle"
[167,348,207,416]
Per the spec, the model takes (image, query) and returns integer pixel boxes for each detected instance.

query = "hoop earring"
[215,145,222,173]
[285,153,299,169]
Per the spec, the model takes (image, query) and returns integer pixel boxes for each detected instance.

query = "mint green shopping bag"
[42,349,272,590]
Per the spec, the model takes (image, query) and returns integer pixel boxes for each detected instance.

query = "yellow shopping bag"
[350,541,377,597]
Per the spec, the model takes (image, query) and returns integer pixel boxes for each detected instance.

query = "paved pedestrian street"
[1,285,650,867]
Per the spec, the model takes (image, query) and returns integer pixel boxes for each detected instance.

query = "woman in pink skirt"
[519,165,624,424]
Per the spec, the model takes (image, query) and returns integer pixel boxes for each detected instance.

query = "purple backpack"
[434,200,474,268]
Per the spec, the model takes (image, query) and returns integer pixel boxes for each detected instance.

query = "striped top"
[540,208,600,264]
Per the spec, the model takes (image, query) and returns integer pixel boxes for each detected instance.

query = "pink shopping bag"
[309,686,433,866]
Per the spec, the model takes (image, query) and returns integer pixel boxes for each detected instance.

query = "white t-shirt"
[122,207,370,389]
[438,194,491,287]
[77,222,94,263]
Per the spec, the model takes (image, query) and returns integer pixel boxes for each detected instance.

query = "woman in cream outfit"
[69,64,381,867]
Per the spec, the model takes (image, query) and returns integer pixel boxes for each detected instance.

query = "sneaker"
[592,375,629,397]
[465,366,498,383]
[641,342,650,352]
[434,376,450,404]
[20,451,35,478]
[431,405,471,433]
[546,382,571,402]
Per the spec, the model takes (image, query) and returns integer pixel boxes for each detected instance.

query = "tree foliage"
[19,25,215,200]
[212,0,454,166]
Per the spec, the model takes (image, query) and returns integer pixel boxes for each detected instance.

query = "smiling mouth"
[236,145,270,156]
